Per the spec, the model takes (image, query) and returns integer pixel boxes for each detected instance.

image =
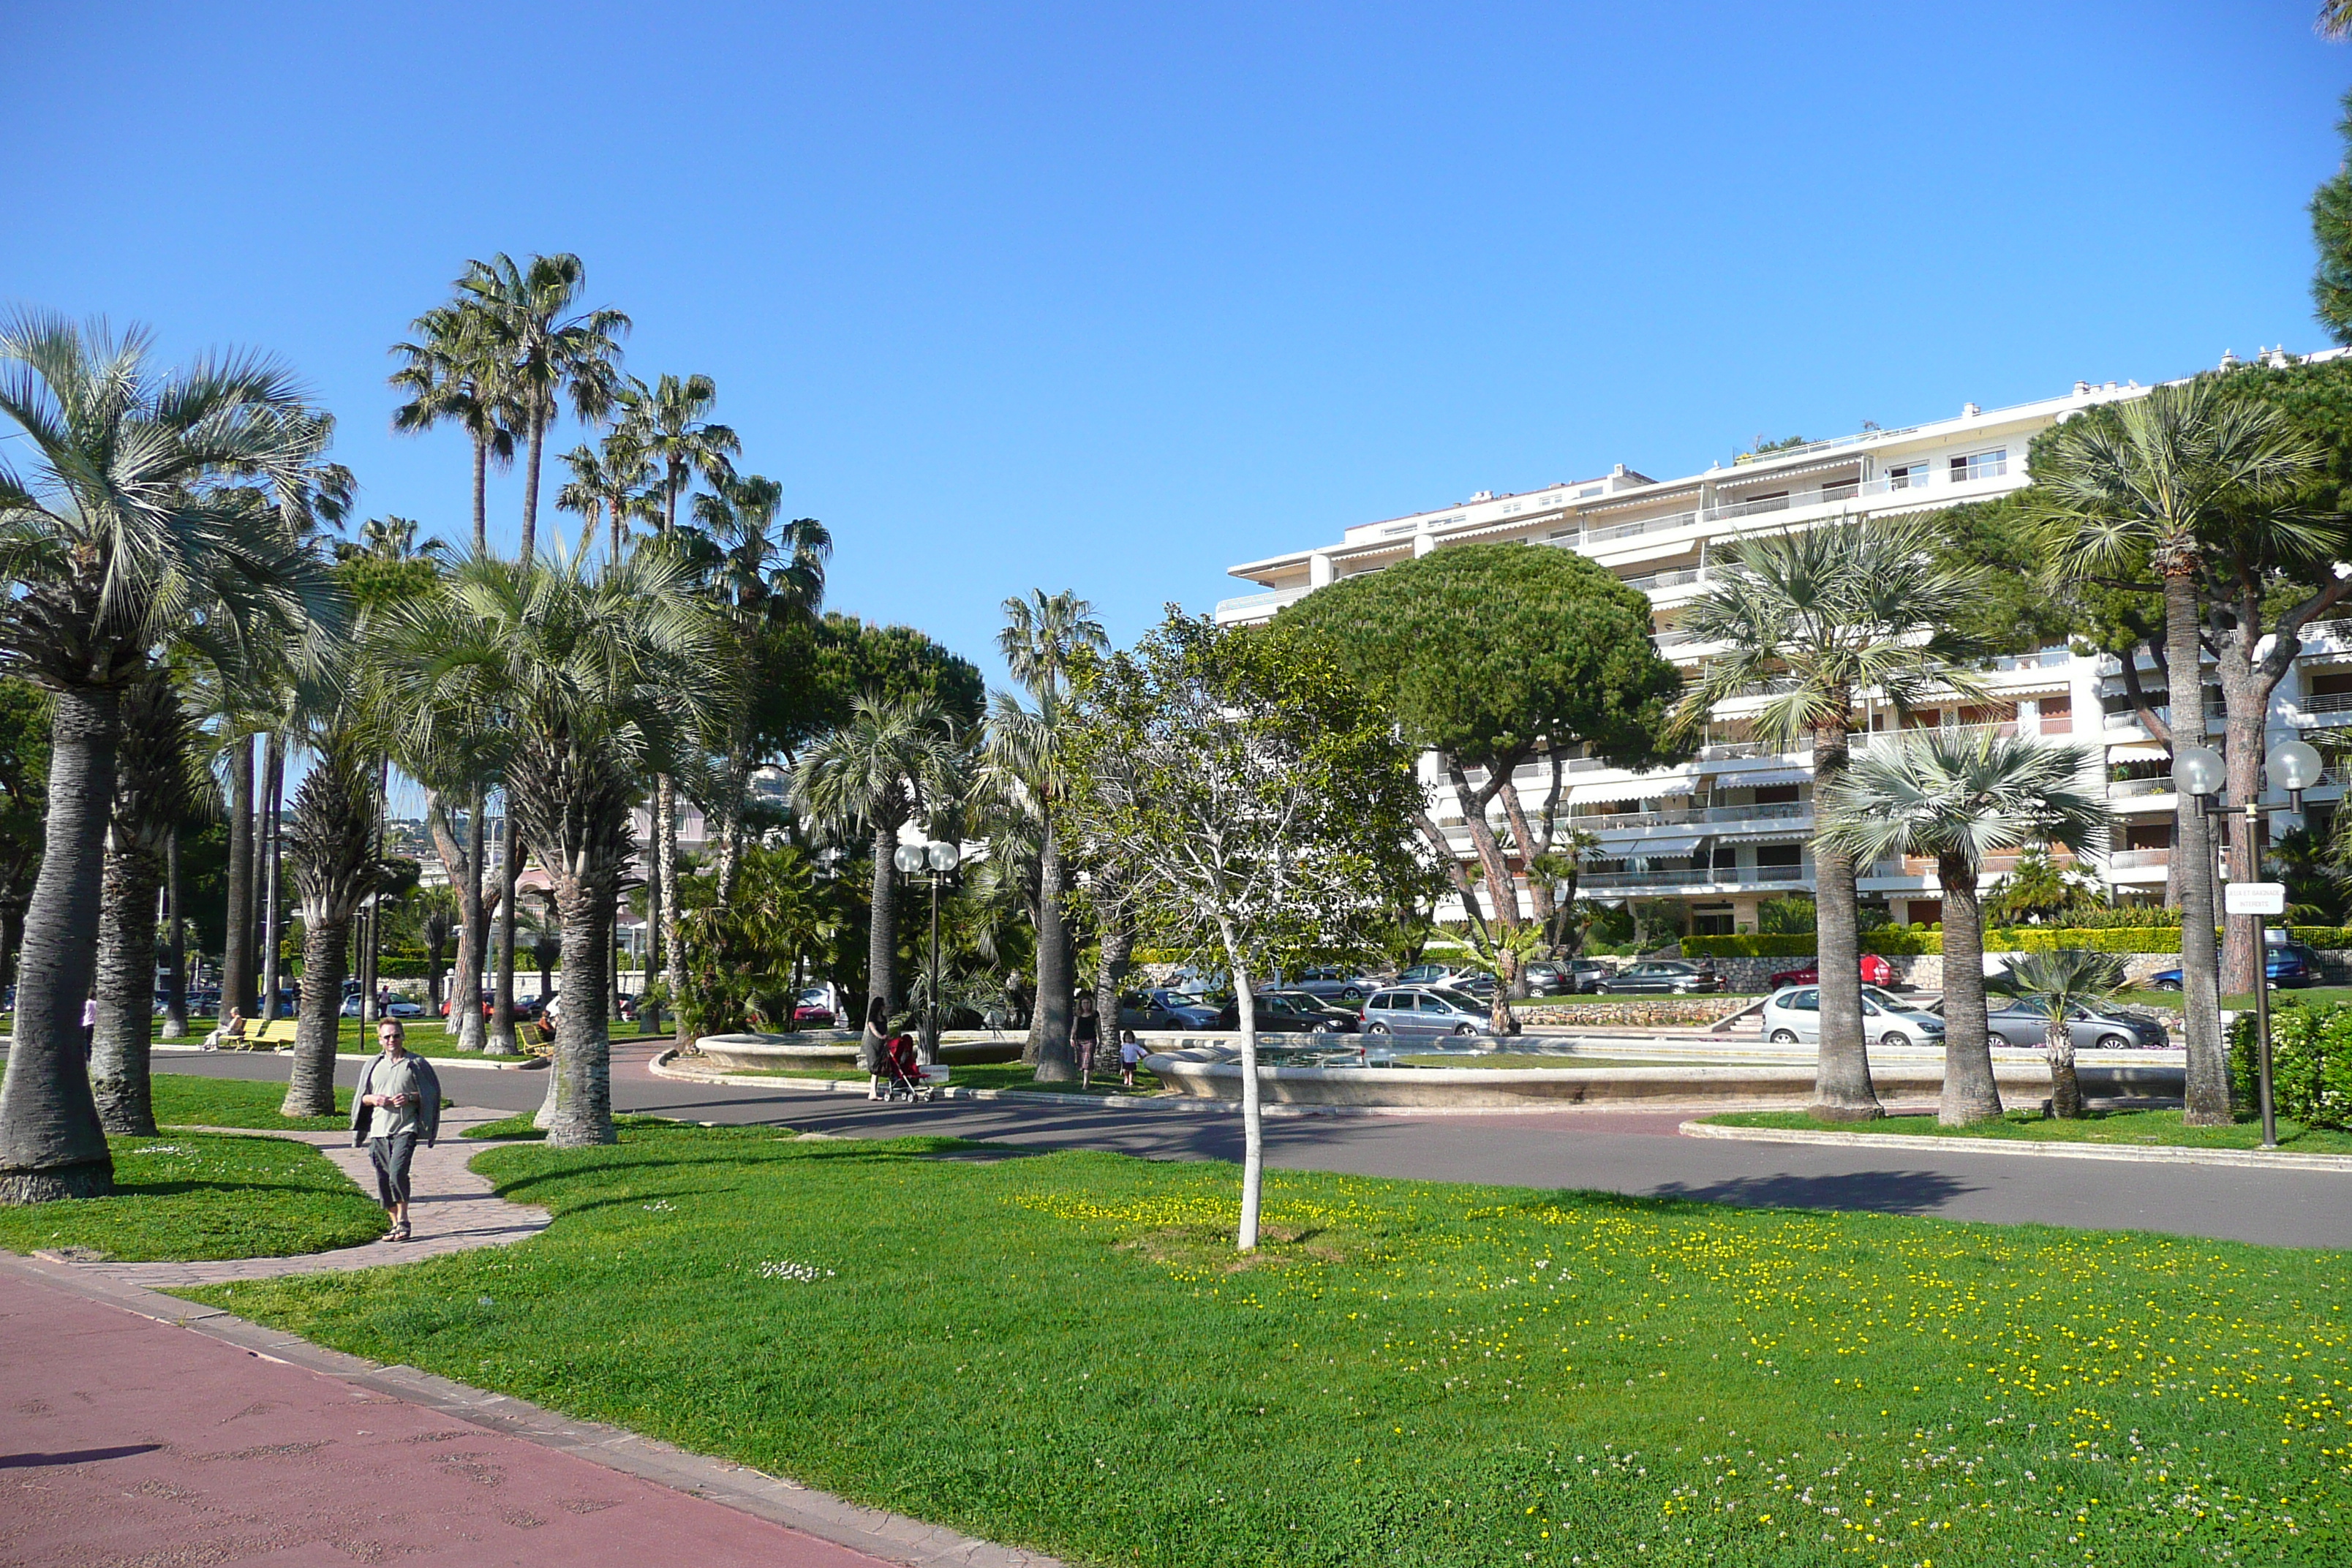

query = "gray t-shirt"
[366,1054,421,1141]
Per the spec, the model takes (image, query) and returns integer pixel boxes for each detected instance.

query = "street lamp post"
[893,840,962,1059]
[2172,739,2324,1150]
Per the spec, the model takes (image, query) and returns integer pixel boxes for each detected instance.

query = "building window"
[2037,693,2073,734]
[1579,484,1603,497]
[1751,784,1801,805]
[1691,905,1735,936]
[1757,844,1803,880]
[1950,448,2008,483]
[1885,462,1925,490]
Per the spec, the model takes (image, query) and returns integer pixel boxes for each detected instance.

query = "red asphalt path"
[0,1270,889,1568]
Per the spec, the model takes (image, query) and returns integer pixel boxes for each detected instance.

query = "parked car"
[1761,985,1947,1049]
[1594,960,1723,995]
[1210,990,1361,1034]
[1524,959,1611,996]
[1767,954,1897,990]
[1983,998,2171,1051]
[1395,964,1499,999]
[793,1000,837,1028]
[1122,988,1219,1030]
[1278,965,1376,1003]
[2148,943,2318,991]
[1360,986,1490,1039]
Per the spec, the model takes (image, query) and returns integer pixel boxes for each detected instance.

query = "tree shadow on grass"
[1640,1168,1980,1218]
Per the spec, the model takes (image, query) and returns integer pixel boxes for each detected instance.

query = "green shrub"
[2288,926,2352,950]
[1681,932,1818,958]
[1862,927,1938,955]
[1983,927,2185,954]
[2231,1000,2352,1128]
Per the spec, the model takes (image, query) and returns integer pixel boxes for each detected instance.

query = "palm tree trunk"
[91,834,162,1136]
[2047,1019,2084,1119]
[282,911,349,1118]
[641,843,663,1036]
[489,802,519,1055]
[1032,822,1076,1082]
[161,829,188,1041]
[546,890,615,1146]
[0,687,120,1202]
[258,735,285,1021]
[867,824,898,1022]
[470,434,489,557]
[1934,856,2001,1126]
[657,774,682,1029]
[1094,921,1133,1070]
[519,415,544,566]
[445,790,488,1052]
[2167,570,2229,1125]
[608,497,624,562]
[2217,666,2265,998]
[426,924,448,1017]
[1808,719,1882,1120]
[222,736,255,1017]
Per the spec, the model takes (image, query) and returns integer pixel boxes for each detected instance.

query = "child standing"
[1118,1028,1144,1089]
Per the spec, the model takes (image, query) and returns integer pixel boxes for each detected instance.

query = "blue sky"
[8,2,2352,680]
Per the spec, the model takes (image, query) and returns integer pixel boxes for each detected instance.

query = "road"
[133,1040,2352,1251]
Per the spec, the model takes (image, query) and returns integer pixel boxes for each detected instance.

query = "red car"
[1769,954,1896,989]
[793,1003,836,1028]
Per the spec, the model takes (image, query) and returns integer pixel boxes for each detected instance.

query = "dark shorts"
[368,1132,416,1208]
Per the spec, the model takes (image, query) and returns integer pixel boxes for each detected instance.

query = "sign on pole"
[2225,881,2287,916]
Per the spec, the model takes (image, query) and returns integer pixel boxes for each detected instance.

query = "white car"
[1761,984,1947,1050]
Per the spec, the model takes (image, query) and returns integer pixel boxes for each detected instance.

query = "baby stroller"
[879,1033,938,1103]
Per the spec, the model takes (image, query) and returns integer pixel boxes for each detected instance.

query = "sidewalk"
[0,1262,906,1568]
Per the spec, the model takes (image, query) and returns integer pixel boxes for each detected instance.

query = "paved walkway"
[56,1108,551,1289]
[0,1259,1045,1568]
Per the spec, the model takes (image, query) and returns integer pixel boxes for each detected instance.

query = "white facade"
[1218,350,2352,934]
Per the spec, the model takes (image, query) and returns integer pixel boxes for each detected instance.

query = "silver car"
[1360,987,1488,1040]
[1984,999,2170,1051]
[1761,985,1948,1049]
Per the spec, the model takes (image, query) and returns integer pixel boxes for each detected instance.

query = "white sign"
[2225,881,2287,916]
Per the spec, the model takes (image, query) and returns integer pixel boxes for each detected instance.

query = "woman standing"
[859,996,890,1100]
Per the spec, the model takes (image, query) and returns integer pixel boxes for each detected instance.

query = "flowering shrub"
[2233,1000,2352,1128]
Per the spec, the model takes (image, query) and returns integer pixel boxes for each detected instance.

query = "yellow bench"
[216,1018,300,1049]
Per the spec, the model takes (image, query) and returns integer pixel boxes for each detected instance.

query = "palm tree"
[418,884,460,1017]
[89,667,203,1134]
[2323,4,2352,40]
[280,734,386,1118]
[2030,380,2317,1126]
[619,372,738,539]
[382,551,725,1144]
[683,474,831,900]
[0,313,339,1202]
[1989,949,2128,1120]
[390,302,516,557]
[456,253,630,567]
[1817,732,2108,1126]
[1673,516,1986,1122]
[990,590,1108,1082]
[555,429,657,563]
[794,694,963,1031]
[336,515,446,564]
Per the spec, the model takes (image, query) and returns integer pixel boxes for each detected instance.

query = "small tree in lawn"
[1989,949,2127,1120]
[1063,611,1434,1251]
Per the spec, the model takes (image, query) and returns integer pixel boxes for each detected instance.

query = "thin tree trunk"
[1934,857,2001,1126]
[2217,646,2265,998]
[359,756,388,1022]
[642,839,664,1036]
[0,687,120,1202]
[258,735,284,1022]
[546,893,615,1146]
[489,802,519,1055]
[463,793,489,1050]
[470,434,489,557]
[1094,921,1133,1072]
[222,736,255,1018]
[2047,1019,2084,1119]
[519,416,543,566]
[1444,755,1523,930]
[1221,923,1262,1253]
[426,926,447,1017]
[656,774,682,1030]
[1809,718,1882,1120]
[1032,822,1076,1082]
[2168,570,2229,1125]
[91,836,162,1137]
[609,497,625,561]
[161,829,187,1041]
[867,823,898,1023]
[282,911,349,1118]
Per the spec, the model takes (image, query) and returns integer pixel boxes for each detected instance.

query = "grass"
[1704,1106,2352,1155]
[680,1060,1167,1096]
[151,1072,354,1131]
[156,1016,550,1061]
[2115,985,2352,1014]
[461,1112,673,1141]
[0,1130,384,1262]
[184,1121,2352,1565]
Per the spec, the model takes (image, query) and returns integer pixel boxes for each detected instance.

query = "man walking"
[352,1019,441,1243]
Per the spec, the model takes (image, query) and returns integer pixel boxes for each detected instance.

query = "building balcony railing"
[2106,848,2172,870]
[2294,690,2352,720]
[1578,864,1809,891]
[1621,565,1708,594]
[1566,801,1812,833]
[1213,585,1309,622]
[1580,509,1699,544]
[2106,776,2174,800]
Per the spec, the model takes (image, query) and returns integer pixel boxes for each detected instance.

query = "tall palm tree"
[683,474,830,900]
[1989,949,2129,1120]
[89,666,203,1134]
[2030,380,2317,1126]
[555,430,657,563]
[456,252,630,568]
[793,694,963,1030]
[991,590,1108,1082]
[279,733,385,1118]
[1673,517,1986,1122]
[383,552,726,1143]
[1817,732,2108,1126]
[2323,4,2352,40]
[390,302,516,557]
[0,313,339,1202]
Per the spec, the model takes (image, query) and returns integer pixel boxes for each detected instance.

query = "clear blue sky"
[9,2,2351,680]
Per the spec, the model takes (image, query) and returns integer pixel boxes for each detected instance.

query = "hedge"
[2231,1001,2352,1128]
[1695,926,2201,959]
[1679,933,1817,958]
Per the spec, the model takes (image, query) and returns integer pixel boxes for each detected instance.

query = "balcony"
[1579,864,1809,892]
[1580,509,1699,545]
[1621,565,1708,594]
[2106,848,2172,876]
[1213,585,1309,624]
[2292,690,2352,725]
[1566,801,1810,834]
[2106,776,2174,802]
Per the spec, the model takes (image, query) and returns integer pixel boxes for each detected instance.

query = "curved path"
[144,1039,2352,1251]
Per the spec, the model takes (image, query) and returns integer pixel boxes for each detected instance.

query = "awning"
[1626,833,1708,860]
[1709,766,1812,789]
[1567,774,1697,804]
[1632,773,1700,797]
[1714,826,1812,846]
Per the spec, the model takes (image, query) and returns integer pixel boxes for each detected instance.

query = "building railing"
[2106,848,2172,870]
[1578,864,1809,891]
[1213,585,1310,619]
[2300,690,2352,717]
[1581,508,1699,543]
[1727,424,1924,466]
[2106,776,2174,799]
[1621,565,1708,593]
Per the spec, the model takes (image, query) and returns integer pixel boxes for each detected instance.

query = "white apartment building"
[1216,349,2352,936]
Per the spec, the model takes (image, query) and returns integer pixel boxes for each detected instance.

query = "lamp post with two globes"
[894,840,962,1058]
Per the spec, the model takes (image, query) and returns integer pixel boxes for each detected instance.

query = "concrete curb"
[1678,1117,2352,1173]
[0,1253,1065,1568]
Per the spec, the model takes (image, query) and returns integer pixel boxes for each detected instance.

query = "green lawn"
[0,1130,385,1261]
[158,1016,550,1061]
[2115,985,2352,1014]
[1705,1106,2352,1155]
[185,1121,2352,1565]
[685,1060,1167,1097]
[153,1072,354,1131]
